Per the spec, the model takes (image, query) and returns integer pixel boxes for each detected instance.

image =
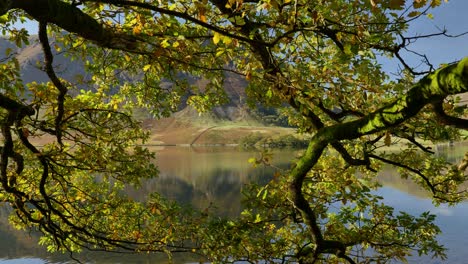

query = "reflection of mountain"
[377,168,430,199]
[127,147,299,217]
[0,147,297,262]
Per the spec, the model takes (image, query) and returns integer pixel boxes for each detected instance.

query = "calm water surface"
[0,143,466,263]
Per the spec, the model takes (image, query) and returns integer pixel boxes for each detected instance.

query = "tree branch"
[11,0,138,50]
[432,100,468,129]
[83,0,271,47]
[293,59,468,184]
[0,94,35,116]
[38,21,67,145]
[288,58,468,259]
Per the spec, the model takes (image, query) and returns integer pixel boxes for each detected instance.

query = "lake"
[0,143,466,263]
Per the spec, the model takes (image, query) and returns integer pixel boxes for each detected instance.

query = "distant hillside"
[0,36,88,84]
[0,36,285,125]
[2,36,466,126]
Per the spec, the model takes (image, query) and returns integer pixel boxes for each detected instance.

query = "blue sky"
[381,0,468,75]
[13,1,468,75]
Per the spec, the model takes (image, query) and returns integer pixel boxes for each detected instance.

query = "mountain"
[1,36,297,145]
[0,36,88,85]
[2,36,466,144]
[1,36,278,123]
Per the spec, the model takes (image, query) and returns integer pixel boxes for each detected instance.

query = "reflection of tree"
[377,142,468,199]
[435,142,468,163]
[0,205,199,263]
[127,147,296,216]
[377,168,430,199]
[127,165,278,217]
[0,206,58,260]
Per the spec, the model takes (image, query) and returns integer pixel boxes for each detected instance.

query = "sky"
[381,0,468,75]
[12,0,468,75]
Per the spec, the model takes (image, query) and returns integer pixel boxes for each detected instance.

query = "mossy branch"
[289,58,468,260]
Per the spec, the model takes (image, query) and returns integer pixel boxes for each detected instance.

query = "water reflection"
[127,146,296,216]
[378,187,468,264]
[377,141,468,199]
[0,144,466,263]
[0,147,297,263]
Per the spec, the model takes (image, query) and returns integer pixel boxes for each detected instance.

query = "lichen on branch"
[288,58,468,261]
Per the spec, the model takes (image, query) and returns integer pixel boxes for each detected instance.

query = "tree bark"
[8,0,137,49]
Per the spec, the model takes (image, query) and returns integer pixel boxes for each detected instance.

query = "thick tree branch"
[344,59,468,137]
[432,100,468,129]
[289,57,468,258]
[38,22,67,145]
[10,0,138,50]
[317,101,365,121]
[83,0,269,47]
[292,58,468,184]
[0,94,35,116]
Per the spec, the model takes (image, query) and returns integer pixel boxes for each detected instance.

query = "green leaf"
[343,44,352,55]
[389,0,406,10]
[408,11,421,17]
[0,14,9,23]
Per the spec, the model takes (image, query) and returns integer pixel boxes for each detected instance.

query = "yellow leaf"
[199,7,207,22]
[254,214,262,223]
[54,44,61,52]
[223,36,232,45]
[343,44,352,55]
[245,71,252,81]
[136,14,146,26]
[133,25,142,35]
[215,49,225,57]
[336,32,342,42]
[161,39,170,48]
[143,64,152,72]
[0,14,8,23]
[430,0,441,7]
[213,32,221,45]
[200,13,207,22]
